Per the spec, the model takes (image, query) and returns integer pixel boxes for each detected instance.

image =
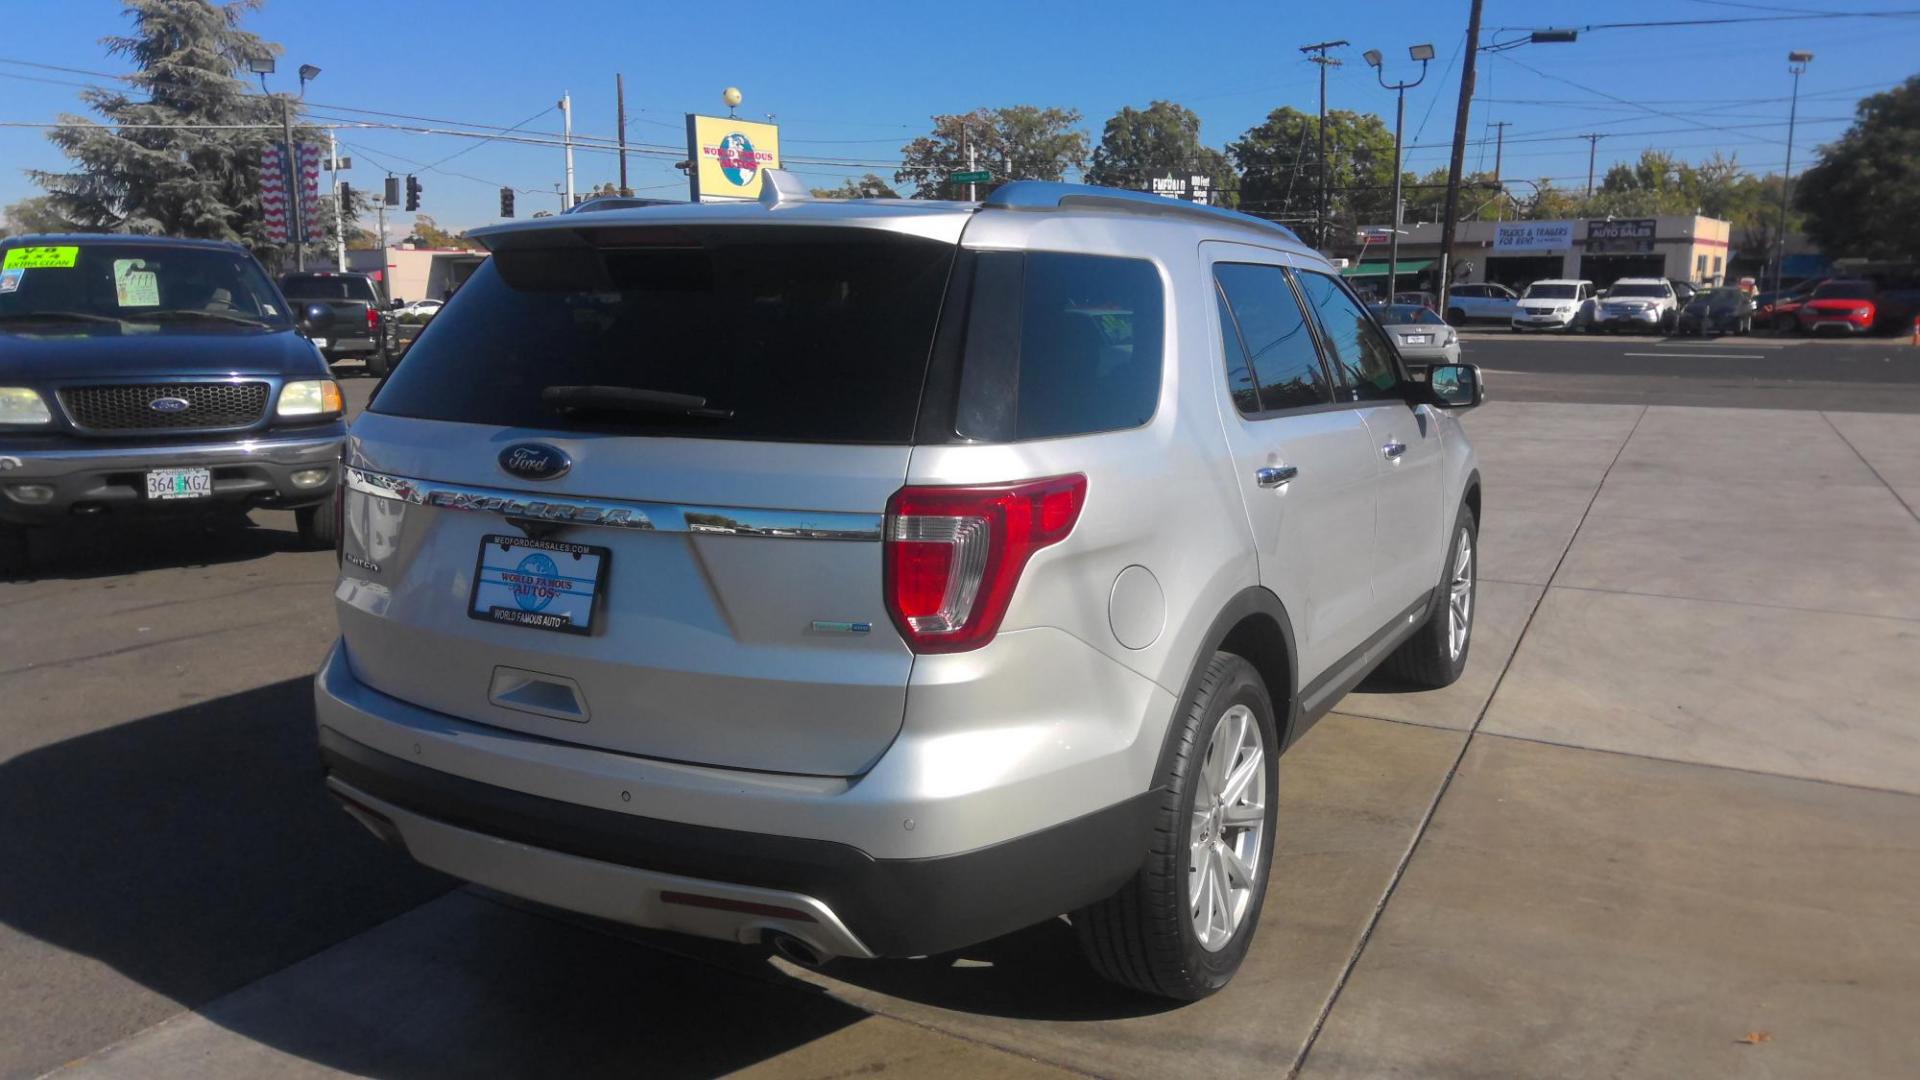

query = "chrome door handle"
[1255,465,1298,488]
[1382,441,1407,460]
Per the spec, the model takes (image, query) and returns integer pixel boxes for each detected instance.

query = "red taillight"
[365,307,379,330]
[884,474,1087,654]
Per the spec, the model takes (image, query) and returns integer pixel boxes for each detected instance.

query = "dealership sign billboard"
[1585,218,1657,253]
[686,115,781,202]
[1493,221,1573,253]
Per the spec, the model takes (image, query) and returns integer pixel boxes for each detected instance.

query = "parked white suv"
[1511,279,1596,332]
[1592,277,1679,333]
[316,172,1484,1000]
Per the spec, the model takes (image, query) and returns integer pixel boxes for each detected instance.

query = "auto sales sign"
[1494,221,1573,253]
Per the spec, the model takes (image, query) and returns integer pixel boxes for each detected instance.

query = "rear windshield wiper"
[541,385,734,419]
[0,310,130,326]
[137,309,274,327]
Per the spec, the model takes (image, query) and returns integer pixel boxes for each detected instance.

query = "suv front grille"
[59,382,271,432]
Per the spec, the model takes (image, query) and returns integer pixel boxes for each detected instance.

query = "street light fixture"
[298,64,321,96]
[1774,50,1813,297]
[1369,43,1433,305]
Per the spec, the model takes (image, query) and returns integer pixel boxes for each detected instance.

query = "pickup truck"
[1,234,346,576]
[279,270,392,376]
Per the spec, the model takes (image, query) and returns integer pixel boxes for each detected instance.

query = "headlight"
[0,387,52,425]
[1854,307,1873,318]
[277,379,344,418]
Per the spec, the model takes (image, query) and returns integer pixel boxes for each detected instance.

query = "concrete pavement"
[12,398,1920,1079]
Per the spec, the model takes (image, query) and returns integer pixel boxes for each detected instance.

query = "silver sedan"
[1372,303,1461,367]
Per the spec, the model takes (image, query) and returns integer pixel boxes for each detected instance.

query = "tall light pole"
[1366,43,1432,305]
[1775,51,1813,297]
[1300,40,1347,251]
[250,57,320,271]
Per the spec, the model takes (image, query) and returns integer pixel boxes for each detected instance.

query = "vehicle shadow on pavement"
[6,513,309,583]
[0,677,453,1072]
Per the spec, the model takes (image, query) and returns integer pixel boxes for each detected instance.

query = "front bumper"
[1593,308,1663,330]
[1512,311,1576,330]
[1801,317,1871,334]
[0,423,345,525]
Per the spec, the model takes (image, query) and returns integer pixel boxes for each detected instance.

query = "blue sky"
[2,0,1914,236]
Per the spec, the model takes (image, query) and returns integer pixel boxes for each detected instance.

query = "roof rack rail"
[981,181,1302,244]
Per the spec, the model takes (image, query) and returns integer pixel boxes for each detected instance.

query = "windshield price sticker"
[3,246,80,270]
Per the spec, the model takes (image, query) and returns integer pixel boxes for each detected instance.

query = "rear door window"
[1213,263,1335,414]
[370,228,957,444]
[1294,271,1409,403]
[953,252,1163,441]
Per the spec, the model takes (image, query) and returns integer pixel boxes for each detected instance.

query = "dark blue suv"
[0,234,346,575]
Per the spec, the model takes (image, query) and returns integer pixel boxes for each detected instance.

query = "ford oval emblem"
[149,397,191,413]
[499,442,571,481]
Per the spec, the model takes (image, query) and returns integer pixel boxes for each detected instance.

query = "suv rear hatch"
[338,221,962,776]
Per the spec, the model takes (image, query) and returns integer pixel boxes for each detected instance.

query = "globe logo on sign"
[511,552,560,612]
[716,133,759,187]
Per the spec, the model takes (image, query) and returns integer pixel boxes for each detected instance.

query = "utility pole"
[560,92,575,207]
[1300,40,1348,251]
[1775,51,1813,297]
[1582,133,1603,196]
[329,128,346,271]
[1488,121,1511,221]
[373,197,388,301]
[615,74,630,195]
[1435,0,1484,314]
[967,129,978,202]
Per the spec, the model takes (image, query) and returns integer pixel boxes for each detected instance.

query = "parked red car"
[1756,278,1824,332]
[1796,279,1878,335]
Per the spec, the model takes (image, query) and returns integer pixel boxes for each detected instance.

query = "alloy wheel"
[1448,530,1474,660]
[1189,704,1267,952]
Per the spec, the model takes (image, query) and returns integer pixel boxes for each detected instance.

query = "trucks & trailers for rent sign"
[1493,221,1573,253]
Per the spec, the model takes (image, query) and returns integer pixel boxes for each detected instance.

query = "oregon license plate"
[469,534,608,635]
[145,467,212,500]
[1404,334,1431,344]
[311,337,329,348]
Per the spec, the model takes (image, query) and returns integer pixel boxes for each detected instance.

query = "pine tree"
[31,0,359,263]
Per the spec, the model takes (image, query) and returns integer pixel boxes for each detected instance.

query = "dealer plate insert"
[469,534,609,635]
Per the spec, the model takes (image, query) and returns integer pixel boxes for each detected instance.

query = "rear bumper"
[313,639,1167,957]
[0,424,344,525]
[320,335,380,358]
[319,723,1156,958]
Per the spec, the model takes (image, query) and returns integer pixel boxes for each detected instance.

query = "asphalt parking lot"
[7,364,1919,1078]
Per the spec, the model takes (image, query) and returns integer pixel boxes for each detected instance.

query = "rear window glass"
[282,275,379,303]
[370,229,957,443]
[954,252,1163,441]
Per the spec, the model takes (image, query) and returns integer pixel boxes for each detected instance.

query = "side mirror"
[297,302,329,335]
[1426,363,1483,409]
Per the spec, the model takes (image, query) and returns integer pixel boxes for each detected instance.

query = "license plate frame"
[1404,334,1432,345]
[145,467,212,500]
[469,534,609,636]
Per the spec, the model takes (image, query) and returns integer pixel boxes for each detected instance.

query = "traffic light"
[500,187,515,218]
[339,181,352,208]
[384,175,400,204]
[404,174,421,211]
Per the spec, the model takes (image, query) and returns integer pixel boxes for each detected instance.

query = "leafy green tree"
[1402,167,1502,224]
[402,214,482,249]
[1795,75,1920,260]
[1229,107,1396,240]
[29,0,364,264]
[810,173,900,199]
[895,107,1089,199]
[1518,179,1588,220]
[1085,101,1236,207]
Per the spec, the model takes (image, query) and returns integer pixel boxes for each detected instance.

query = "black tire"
[296,488,340,550]
[0,523,30,580]
[1075,652,1279,1001]
[1381,509,1477,689]
[1774,314,1797,335]
[1508,325,1522,333]
[1446,307,1466,326]
[365,345,391,379]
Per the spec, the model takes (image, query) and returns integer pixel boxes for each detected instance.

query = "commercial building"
[1343,215,1732,294]
[343,245,486,306]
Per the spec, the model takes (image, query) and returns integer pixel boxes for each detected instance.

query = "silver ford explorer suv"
[317,172,1483,1000]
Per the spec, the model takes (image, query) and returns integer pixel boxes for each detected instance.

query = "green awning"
[1341,259,1435,278]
